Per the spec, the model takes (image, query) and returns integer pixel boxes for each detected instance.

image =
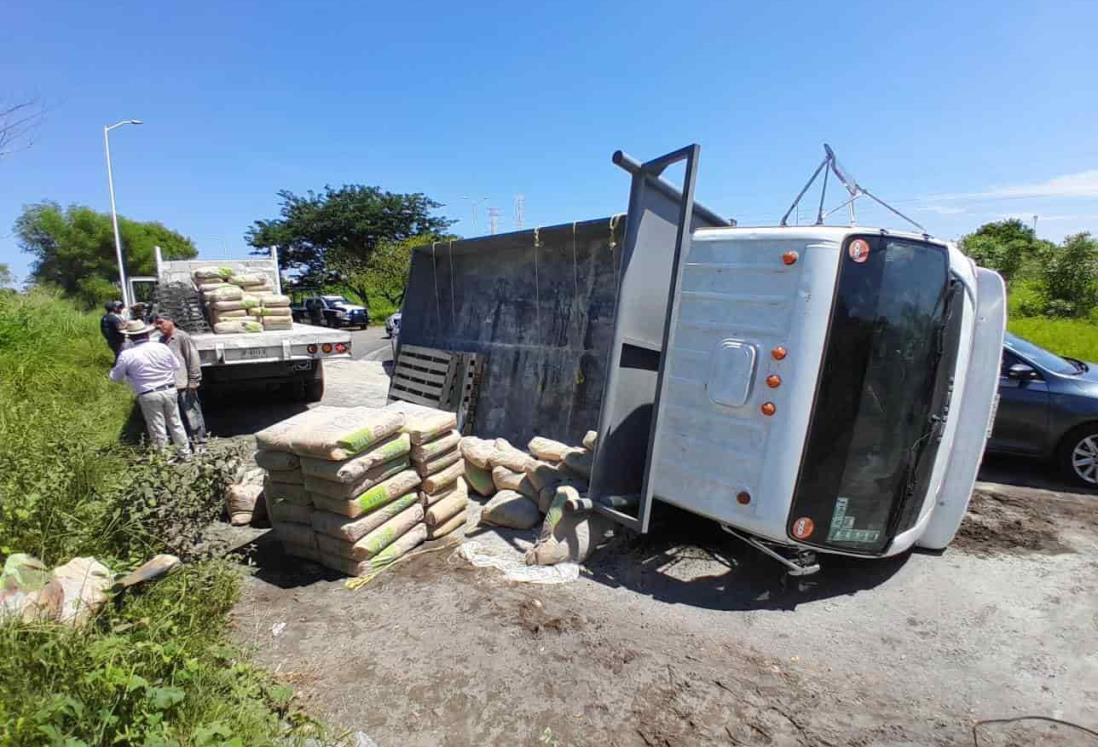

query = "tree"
[245,185,454,305]
[15,202,197,309]
[959,219,1047,285]
[0,99,44,161]
[0,263,13,289]
[342,234,442,310]
[1038,232,1098,318]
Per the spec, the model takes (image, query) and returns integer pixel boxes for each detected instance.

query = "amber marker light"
[782,250,799,265]
[766,374,782,388]
[761,402,776,416]
[771,346,787,361]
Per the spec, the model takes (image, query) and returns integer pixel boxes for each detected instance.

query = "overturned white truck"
[588,146,1006,573]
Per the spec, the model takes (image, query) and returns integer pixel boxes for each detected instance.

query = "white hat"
[121,319,157,336]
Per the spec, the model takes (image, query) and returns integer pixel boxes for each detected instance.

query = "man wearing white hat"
[109,319,192,457]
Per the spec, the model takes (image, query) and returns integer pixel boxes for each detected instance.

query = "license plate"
[240,348,268,360]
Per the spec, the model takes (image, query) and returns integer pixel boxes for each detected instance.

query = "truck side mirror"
[1007,362,1039,381]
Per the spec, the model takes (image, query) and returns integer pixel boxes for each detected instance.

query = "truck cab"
[291,293,369,329]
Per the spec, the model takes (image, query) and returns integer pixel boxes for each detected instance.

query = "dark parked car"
[988,332,1098,486]
[291,294,369,329]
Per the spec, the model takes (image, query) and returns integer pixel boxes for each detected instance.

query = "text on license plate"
[240,348,268,360]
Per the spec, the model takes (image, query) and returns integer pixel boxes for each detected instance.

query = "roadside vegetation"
[961,220,1098,361]
[0,289,318,745]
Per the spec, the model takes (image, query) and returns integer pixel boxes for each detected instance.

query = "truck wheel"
[1057,423,1098,488]
[304,378,324,402]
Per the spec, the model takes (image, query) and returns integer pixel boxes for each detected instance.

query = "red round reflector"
[335,342,348,354]
[782,250,798,266]
[791,517,815,540]
[306,344,318,354]
[848,238,871,264]
[736,491,751,505]
[321,343,333,354]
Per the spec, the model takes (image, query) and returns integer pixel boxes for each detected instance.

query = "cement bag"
[526,461,564,492]
[460,436,495,469]
[284,541,321,562]
[264,479,310,505]
[261,294,291,307]
[410,430,461,463]
[310,469,421,518]
[422,476,467,508]
[205,285,244,302]
[212,309,248,320]
[289,407,405,460]
[491,439,536,473]
[414,447,462,477]
[51,557,112,627]
[326,503,424,561]
[464,462,495,497]
[210,299,244,311]
[193,266,233,280]
[425,490,468,527]
[197,281,226,293]
[213,321,247,334]
[256,407,339,453]
[537,485,556,514]
[304,456,410,499]
[481,490,541,530]
[526,512,612,566]
[492,465,536,499]
[402,410,458,446]
[269,498,313,525]
[263,316,293,331]
[583,430,598,450]
[311,492,419,543]
[253,306,291,317]
[255,449,300,471]
[227,483,263,526]
[230,272,268,286]
[239,294,261,309]
[0,554,51,623]
[242,320,263,333]
[267,468,304,486]
[320,523,427,577]
[427,510,466,540]
[273,521,315,548]
[421,459,464,494]
[562,449,593,479]
[300,433,411,483]
[527,436,572,463]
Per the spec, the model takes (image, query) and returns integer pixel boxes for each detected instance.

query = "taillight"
[321,343,333,354]
[306,344,318,354]
[334,342,348,354]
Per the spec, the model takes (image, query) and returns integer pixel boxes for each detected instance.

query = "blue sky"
[2,0,1097,284]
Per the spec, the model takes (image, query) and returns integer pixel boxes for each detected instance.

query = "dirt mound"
[953,488,1086,556]
[515,598,585,635]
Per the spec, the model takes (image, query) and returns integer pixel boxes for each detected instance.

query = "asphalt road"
[348,325,394,362]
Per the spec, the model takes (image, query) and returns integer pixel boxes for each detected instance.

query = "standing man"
[109,319,191,458]
[100,301,126,361]
[154,314,208,451]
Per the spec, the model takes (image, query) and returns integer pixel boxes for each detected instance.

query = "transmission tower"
[487,207,501,235]
[514,194,525,230]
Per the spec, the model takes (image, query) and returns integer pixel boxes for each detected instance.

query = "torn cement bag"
[402,410,458,446]
[304,456,410,499]
[311,492,419,543]
[480,490,541,530]
[460,436,495,469]
[527,436,572,463]
[491,439,537,473]
[421,459,465,494]
[205,284,244,302]
[464,462,495,497]
[0,554,51,622]
[283,541,321,562]
[309,469,422,518]
[50,557,112,627]
[316,503,424,561]
[491,466,537,499]
[410,430,461,463]
[321,523,427,577]
[526,511,612,566]
[267,468,304,486]
[422,476,468,508]
[273,521,316,548]
[562,449,593,479]
[269,498,313,525]
[456,542,579,584]
[227,483,263,526]
[254,449,300,471]
[428,510,466,540]
[425,489,468,527]
[300,433,411,483]
[582,430,598,450]
[256,407,340,453]
[289,407,405,460]
[414,447,462,477]
[264,479,310,505]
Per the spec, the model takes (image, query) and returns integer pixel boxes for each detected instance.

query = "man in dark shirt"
[154,314,208,450]
[100,301,126,361]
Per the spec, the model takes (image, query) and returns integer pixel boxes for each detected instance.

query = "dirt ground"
[225,358,1098,747]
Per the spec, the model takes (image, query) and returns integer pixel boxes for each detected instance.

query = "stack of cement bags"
[402,409,469,540]
[255,410,316,559]
[190,266,292,334]
[255,407,429,576]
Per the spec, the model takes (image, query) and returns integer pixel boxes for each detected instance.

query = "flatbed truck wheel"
[303,364,324,402]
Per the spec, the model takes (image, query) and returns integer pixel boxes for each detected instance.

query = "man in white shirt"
[109,319,192,457]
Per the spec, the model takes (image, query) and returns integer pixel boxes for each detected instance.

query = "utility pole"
[461,196,488,233]
[514,194,525,230]
[103,119,144,307]
[1032,214,1039,236]
[487,207,500,235]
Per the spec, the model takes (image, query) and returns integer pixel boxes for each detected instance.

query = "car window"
[1004,332,1077,375]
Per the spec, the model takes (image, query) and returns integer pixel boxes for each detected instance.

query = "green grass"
[1008,316,1098,362]
[0,289,322,746]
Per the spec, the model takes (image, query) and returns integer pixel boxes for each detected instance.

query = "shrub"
[1036,232,1098,318]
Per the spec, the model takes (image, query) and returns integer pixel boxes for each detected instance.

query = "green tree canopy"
[959,219,1048,285]
[245,185,454,305]
[15,202,196,308]
[0,263,13,289]
[1038,232,1098,318]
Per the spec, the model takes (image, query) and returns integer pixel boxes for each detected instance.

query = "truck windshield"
[789,236,951,555]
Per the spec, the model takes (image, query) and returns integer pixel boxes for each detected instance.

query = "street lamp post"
[103,119,143,308]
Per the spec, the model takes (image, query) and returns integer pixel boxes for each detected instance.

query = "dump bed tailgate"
[190,323,351,366]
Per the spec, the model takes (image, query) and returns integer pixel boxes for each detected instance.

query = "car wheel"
[1057,424,1098,488]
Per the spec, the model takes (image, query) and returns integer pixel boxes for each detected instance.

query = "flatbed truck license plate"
[240,347,268,360]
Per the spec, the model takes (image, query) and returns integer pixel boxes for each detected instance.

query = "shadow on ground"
[202,386,309,438]
[584,504,909,612]
[237,531,345,589]
[978,453,1095,495]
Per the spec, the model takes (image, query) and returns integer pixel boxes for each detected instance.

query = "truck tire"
[302,365,324,402]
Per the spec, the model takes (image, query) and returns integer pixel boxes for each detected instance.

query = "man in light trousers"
[109,319,191,457]
[154,314,207,451]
